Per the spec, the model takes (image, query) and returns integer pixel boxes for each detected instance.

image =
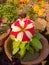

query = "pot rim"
[0,26,11,46]
[4,34,49,65]
[48,44,49,54]
[0,26,11,40]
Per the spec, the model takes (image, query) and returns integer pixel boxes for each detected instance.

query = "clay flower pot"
[0,26,11,46]
[4,34,49,65]
[48,44,49,54]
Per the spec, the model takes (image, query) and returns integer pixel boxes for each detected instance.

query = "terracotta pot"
[4,34,49,65]
[0,26,11,46]
[48,44,49,54]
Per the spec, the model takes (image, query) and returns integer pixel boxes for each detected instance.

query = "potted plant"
[3,3,18,25]
[4,19,49,65]
[0,0,49,64]
[0,3,11,52]
[0,2,18,27]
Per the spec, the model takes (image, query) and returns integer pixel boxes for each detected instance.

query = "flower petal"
[19,19,24,28]
[22,32,30,42]
[15,32,23,41]
[11,31,20,38]
[11,19,21,28]
[24,19,33,28]
[25,31,33,41]
[26,23,33,29]
[12,26,21,32]
[11,24,14,28]
[27,27,35,36]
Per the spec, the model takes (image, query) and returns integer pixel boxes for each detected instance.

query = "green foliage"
[34,29,41,40]
[27,8,35,20]
[19,42,27,58]
[19,47,26,58]
[14,0,20,4]
[31,37,42,51]
[0,4,4,18]
[4,3,18,23]
[0,3,18,23]
[12,41,20,55]
[20,42,27,49]
[26,44,34,55]
[10,35,15,41]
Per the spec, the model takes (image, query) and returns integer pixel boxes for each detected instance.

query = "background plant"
[27,8,35,20]
[3,3,18,23]
[0,4,4,19]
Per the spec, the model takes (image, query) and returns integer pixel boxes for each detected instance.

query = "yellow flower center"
[21,27,26,32]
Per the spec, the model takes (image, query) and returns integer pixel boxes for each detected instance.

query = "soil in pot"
[14,51,39,62]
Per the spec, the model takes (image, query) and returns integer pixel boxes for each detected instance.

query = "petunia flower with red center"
[11,19,35,42]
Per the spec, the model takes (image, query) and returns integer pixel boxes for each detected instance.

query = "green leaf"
[10,35,15,41]
[13,48,19,55]
[12,41,20,55]
[20,42,27,49]
[34,29,41,40]
[26,45,34,55]
[26,43,30,50]
[31,37,42,51]
[19,48,26,58]
[3,3,18,23]
[19,42,27,58]
[0,4,4,18]
[14,0,20,4]
[35,33,41,40]
[27,8,35,20]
